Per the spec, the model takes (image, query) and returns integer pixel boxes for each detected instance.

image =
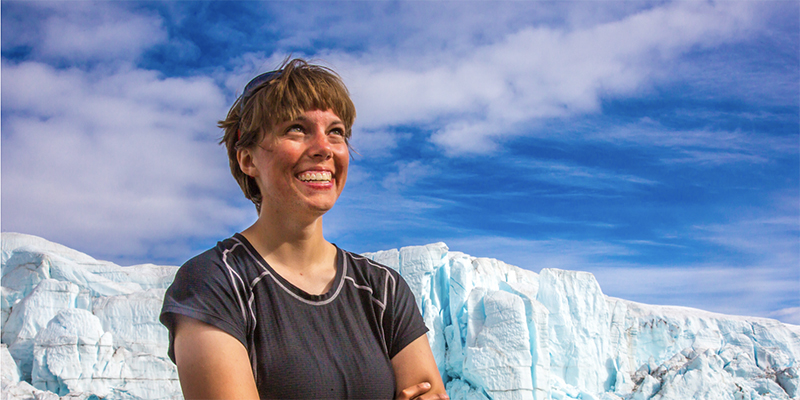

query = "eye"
[284,124,305,137]
[329,127,345,136]
[327,127,347,143]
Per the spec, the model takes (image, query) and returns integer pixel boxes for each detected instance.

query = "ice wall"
[2,233,180,400]
[2,233,798,400]
[366,244,800,400]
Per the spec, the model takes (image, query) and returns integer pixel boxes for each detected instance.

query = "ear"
[237,147,259,178]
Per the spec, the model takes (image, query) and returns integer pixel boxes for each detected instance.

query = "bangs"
[244,61,356,140]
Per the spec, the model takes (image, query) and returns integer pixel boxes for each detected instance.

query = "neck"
[241,208,333,273]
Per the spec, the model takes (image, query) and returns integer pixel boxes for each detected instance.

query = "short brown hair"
[218,58,356,211]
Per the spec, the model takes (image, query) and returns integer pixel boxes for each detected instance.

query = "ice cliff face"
[2,233,179,400]
[2,232,798,400]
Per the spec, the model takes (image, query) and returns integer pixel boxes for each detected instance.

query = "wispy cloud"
[690,194,799,268]
[768,307,800,326]
[593,119,797,166]
[324,177,449,247]
[317,1,760,155]
[444,235,635,272]
[1,59,249,263]
[516,160,658,191]
[593,263,797,320]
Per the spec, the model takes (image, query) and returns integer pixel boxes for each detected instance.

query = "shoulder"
[176,236,238,273]
[343,249,400,278]
[161,236,259,364]
[340,249,407,297]
[344,249,396,271]
[170,235,261,290]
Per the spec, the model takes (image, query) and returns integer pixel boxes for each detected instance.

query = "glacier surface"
[2,232,798,400]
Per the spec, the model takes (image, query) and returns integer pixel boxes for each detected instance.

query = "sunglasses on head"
[237,70,281,140]
[239,70,282,114]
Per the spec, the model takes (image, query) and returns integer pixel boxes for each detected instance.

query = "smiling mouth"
[298,171,332,183]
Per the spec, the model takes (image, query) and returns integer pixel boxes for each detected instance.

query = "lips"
[297,170,332,183]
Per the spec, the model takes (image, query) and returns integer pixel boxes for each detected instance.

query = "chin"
[305,194,340,211]
[313,204,336,214]
[305,200,336,214]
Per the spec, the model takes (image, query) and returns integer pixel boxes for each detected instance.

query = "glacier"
[2,232,798,400]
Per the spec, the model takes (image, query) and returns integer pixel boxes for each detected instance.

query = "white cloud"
[211,2,772,158]
[3,2,168,63]
[41,9,166,62]
[348,127,403,158]
[318,1,759,155]
[381,160,432,191]
[1,60,251,263]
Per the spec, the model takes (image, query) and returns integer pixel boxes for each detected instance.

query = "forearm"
[392,335,448,399]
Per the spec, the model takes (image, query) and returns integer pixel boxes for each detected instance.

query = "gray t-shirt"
[160,234,428,399]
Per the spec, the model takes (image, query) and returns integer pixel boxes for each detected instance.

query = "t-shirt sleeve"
[159,249,250,362]
[386,272,429,359]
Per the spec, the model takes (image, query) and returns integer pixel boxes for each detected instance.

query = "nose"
[308,129,333,159]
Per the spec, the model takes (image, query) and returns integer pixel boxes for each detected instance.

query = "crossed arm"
[172,315,448,400]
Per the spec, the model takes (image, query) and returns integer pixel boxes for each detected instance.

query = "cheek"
[337,151,349,175]
[332,144,348,163]
[265,147,299,171]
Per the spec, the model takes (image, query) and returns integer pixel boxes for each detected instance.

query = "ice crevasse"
[2,232,799,399]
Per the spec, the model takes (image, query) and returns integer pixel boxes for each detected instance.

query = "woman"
[160,59,448,400]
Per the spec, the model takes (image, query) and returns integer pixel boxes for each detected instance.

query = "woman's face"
[242,109,349,220]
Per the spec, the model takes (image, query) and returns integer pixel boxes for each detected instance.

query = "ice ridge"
[2,233,798,400]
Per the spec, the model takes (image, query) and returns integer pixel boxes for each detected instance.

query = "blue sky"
[2,1,798,324]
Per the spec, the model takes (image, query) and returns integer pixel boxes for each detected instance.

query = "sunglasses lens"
[242,70,281,103]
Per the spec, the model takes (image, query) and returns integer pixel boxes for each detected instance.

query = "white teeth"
[299,171,331,182]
